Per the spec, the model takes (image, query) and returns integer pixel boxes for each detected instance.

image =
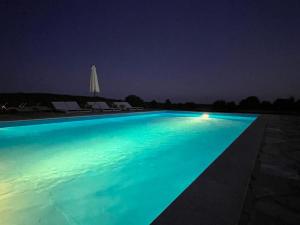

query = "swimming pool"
[0,111,256,225]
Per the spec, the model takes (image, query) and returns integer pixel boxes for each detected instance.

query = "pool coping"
[152,116,266,225]
[0,110,162,127]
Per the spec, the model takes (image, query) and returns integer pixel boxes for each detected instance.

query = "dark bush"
[261,101,272,110]
[273,97,295,110]
[226,101,237,111]
[239,96,260,109]
[125,95,144,107]
[183,102,197,109]
[149,100,159,108]
[212,100,227,110]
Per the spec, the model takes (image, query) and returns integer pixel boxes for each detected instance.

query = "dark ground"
[239,115,300,225]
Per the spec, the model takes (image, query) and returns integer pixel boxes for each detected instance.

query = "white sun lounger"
[5,103,35,112]
[17,103,35,112]
[87,102,120,112]
[113,102,143,111]
[87,102,104,111]
[65,101,91,112]
[52,101,91,113]
[1,102,8,112]
[122,102,143,110]
[96,102,120,112]
[52,101,69,112]
[33,103,52,112]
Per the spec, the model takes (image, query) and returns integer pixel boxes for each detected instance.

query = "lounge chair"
[97,102,120,112]
[33,103,52,112]
[65,101,91,112]
[87,102,106,111]
[18,103,35,112]
[0,102,7,112]
[52,101,90,113]
[87,102,120,112]
[113,102,143,111]
[52,101,69,112]
[2,103,18,112]
[5,102,35,112]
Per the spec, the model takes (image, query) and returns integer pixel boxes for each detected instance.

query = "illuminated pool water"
[0,111,256,225]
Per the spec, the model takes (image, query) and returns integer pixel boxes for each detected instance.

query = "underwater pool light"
[201,113,209,119]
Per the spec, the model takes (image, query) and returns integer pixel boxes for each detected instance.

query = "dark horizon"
[1,0,300,104]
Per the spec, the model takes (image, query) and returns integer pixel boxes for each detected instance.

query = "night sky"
[1,0,299,103]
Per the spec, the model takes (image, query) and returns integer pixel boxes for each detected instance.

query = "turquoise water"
[0,111,256,225]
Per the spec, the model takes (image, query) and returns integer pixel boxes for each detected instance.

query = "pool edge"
[0,110,164,127]
[0,110,256,128]
[151,116,266,225]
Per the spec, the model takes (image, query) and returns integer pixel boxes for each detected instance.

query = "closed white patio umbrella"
[90,64,100,96]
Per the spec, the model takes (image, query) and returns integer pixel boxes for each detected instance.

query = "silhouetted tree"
[261,100,272,110]
[226,101,237,111]
[164,99,172,108]
[273,97,295,111]
[125,95,144,107]
[212,100,227,110]
[165,99,172,105]
[239,96,260,109]
[296,99,300,111]
[184,102,196,109]
[149,100,158,108]
[176,103,184,109]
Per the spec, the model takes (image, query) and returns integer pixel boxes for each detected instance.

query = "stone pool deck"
[239,115,300,225]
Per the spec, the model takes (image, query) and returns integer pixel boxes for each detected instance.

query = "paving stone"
[255,200,300,225]
[288,151,300,163]
[265,137,285,145]
[239,115,300,225]
[274,195,300,212]
[253,175,294,197]
[261,144,281,155]
[250,209,283,225]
